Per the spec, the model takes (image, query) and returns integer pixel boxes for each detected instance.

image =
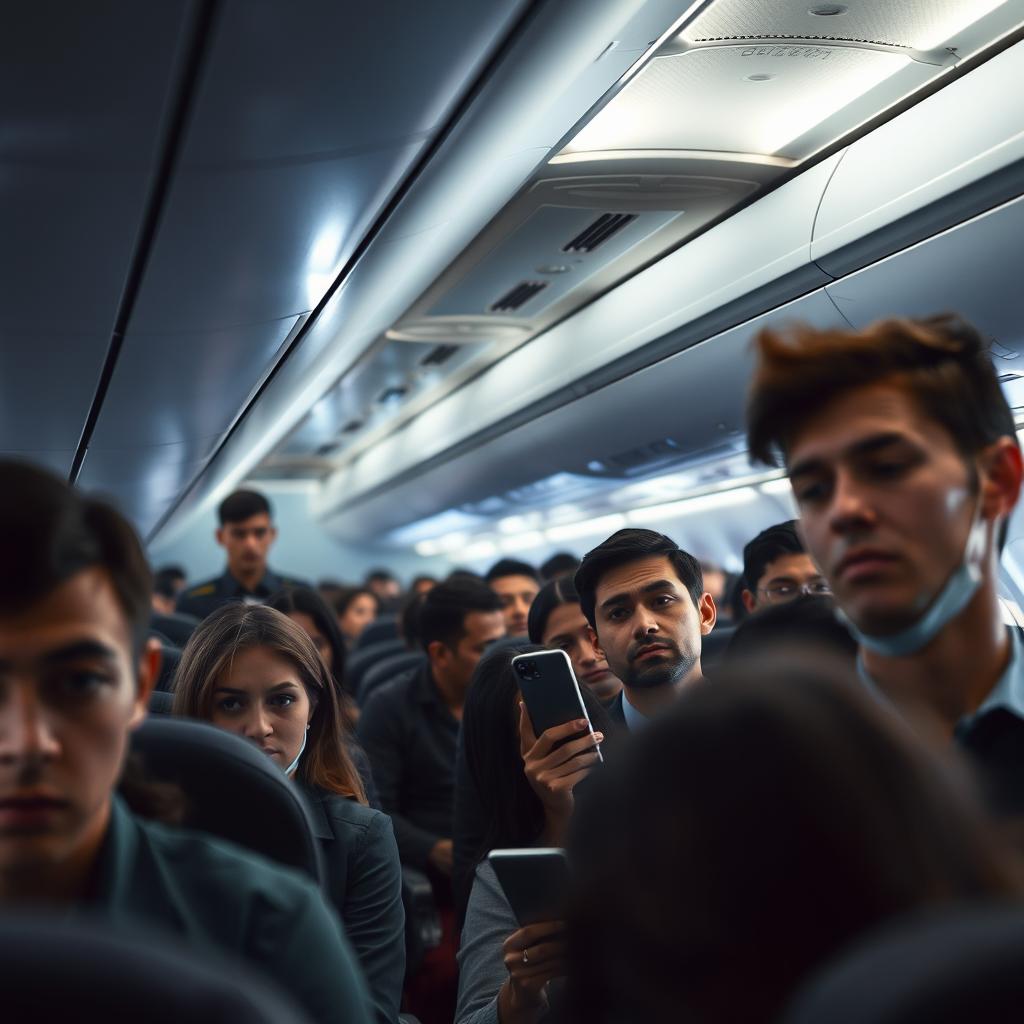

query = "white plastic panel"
[315,290,845,541]
[312,154,840,524]
[825,192,1024,354]
[812,38,1024,268]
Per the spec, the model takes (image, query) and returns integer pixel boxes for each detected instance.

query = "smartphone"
[488,848,570,926]
[511,649,603,761]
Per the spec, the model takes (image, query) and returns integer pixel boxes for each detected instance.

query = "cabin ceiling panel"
[0,3,187,333]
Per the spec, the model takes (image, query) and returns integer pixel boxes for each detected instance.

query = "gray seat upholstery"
[359,651,425,703]
[347,638,406,694]
[357,614,400,649]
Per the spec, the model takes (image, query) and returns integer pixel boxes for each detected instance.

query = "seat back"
[357,614,400,649]
[148,690,175,715]
[347,637,406,694]
[154,641,181,693]
[700,624,735,673]
[126,717,323,885]
[359,651,425,702]
[0,916,311,1023]
[150,611,201,647]
[782,906,1024,1023]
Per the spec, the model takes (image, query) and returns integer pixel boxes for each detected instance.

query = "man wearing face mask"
[746,314,1024,819]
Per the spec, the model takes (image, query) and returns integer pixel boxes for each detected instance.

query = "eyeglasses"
[759,580,832,602]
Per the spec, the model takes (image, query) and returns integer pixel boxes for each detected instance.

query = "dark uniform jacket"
[303,785,406,1024]
[80,796,373,1024]
[357,661,459,870]
[176,568,309,620]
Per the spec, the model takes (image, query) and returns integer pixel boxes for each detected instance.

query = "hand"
[519,703,603,826]
[428,838,453,876]
[498,920,567,1024]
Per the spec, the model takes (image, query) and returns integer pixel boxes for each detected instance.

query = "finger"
[534,731,603,772]
[509,963,568,988]
[525,718,592,761]
[503,920,567,952]
[538,750,601,782]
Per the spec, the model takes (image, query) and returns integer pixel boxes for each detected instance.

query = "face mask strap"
[284,723,311,776]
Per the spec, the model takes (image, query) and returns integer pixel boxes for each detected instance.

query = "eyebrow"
[789,432,910,480]
[599,579,677,612]
[213,681,300,695]
[0,640,121,674]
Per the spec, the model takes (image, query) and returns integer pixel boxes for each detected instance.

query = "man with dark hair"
[151,565,186,615]
[176,489,307,620]
[357,579,505,874]
[741,520,830,614]
[746,314,1024,816]
[365,569,401,604]
[485,558,540,638]
[0,461,372,1023]
[575,528,716,729]
[540,552,580,582]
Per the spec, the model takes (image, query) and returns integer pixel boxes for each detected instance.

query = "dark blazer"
[605,691,627,729]
[303,786,406,1024]
[176,568,309,620]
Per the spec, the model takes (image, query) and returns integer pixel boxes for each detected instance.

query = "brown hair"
[566,654,1023,1024]
[171,604,366,803]
[746,314,1017,467]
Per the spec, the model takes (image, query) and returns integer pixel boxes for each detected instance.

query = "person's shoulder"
[136,814,321,910]
[278,573,312,589]
[178,576,220,600]
[363,668,418,710]
[314,790,393,837]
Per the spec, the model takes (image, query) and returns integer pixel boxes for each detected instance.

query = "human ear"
[741,588,757,613]
[698,592,717,636]
[978,438,1023,525]
[129,636,161,729]
[587,626,606,663]
[215,526,226,549]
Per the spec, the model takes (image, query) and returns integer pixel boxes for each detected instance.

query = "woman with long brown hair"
[172,603,404,1024]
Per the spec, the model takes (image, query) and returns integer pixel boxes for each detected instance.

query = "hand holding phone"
[518,702,603,827]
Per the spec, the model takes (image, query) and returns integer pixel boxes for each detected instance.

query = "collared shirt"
[176,568,309,621]
[357,661,459,870]
[78,796,373,1024]
[859,627,1024,816]
[621,690,649,733]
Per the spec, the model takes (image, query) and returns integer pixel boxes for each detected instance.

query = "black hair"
[742,520,805,591]
[462,643,614,863]
[153,565,186,601]
[540,552,580,582]
[485,558,540,584]
[723,595,857,665]
[400,591,427,650]
[0,460,152,656]
[419,578,503,652]
[527,575,582,644]
[217,489,272,526]
[365,568,397,585]
[333,586,379,619]
[574,528,704,629]
[447,568,485,584]
[265,586,350,696]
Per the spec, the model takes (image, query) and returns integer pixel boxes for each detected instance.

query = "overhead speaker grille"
[490,280,549,313]
[420,344,460,367]
[562,213,638,253]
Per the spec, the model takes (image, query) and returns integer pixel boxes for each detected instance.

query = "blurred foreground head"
[566,654,1022,1024]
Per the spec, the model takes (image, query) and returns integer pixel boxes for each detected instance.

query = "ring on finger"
[522,948,530,965]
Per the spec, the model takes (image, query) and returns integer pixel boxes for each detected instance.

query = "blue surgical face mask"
[839,497,988,658]
[285,724,310,776]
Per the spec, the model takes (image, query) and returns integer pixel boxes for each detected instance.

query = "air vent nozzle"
[341,419,363,433]
[562,212,637,253]
[378,386,408,404]
[421,344,460,368]
[315,442,339,457]
[490,280,548,313]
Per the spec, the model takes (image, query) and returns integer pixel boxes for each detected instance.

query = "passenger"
[357,579,505,875]
[699,560,728,611]
[527,577,622,704]
[746,315,1024,817]
[539,553,580,583]
[365,570,402,611]
[151,565,186,615]
[566,656,1023,1024]
[724,595,857,665]
[411,575,438,596]
[335,587,380,648]
[0,461,372,1024]
[455,645,610,1024]
[399,591,427,651]
[172,603,404,1024]
[574,529,716,729]
[176,490,307,621]
[486,560,541,638]
[318,578,345,608]
[741,520,830,614]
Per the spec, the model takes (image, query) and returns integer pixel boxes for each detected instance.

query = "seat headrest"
[127,717,323,886]
[0,915,312,1022]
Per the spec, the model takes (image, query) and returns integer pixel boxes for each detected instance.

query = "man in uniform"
[176,490,307,620]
